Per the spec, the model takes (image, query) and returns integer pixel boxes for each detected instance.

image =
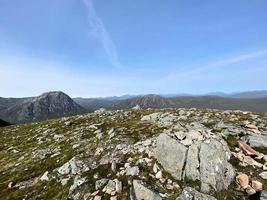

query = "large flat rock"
[154,133,188,180]
[154,133,235,193]
[199,139,235,192]
[131,180,162,200]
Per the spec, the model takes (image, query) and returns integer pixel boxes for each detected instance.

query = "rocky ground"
[0,107,267,200]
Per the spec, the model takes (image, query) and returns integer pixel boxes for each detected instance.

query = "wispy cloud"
[83,0,122,68]
[164,49,267,80]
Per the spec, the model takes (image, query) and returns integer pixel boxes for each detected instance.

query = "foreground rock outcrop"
[0,108,266,199]
[153,126,235,193]
[176,187,217,200]
[154,133,188,181]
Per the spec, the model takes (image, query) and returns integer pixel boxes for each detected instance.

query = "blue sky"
[0,0,267,97]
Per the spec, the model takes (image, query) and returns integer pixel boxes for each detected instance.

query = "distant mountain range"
[1,90,267,124]
[91,90,267,100]
[165,90,267,99]
[74,94,267,113]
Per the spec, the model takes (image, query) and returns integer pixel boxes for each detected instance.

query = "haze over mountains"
[1,90,267,124]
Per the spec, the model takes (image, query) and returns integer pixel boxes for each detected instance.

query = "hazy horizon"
[1,89,267,99]
[1,0,267,97]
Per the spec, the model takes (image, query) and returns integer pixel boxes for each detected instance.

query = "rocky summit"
[0,108,267,200]
[0,91,86,124]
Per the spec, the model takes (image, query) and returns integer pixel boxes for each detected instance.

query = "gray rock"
[184,142,200,181]
[186,122,206,131]
[244,135,267,148]
[261,190,267,200]
[259,172,267,180]
[199,139,235,193]
[174,131,186,140]
[108,128,116,139]
[40,171,49,181]
[7,146,21,153]
[95,178,109,190]
[132,180,162,200]
[61,178,70,186]
[132,105,141,110]
[57,157,86,175]
[68,176,86,199]
[141,112,162,122]
[114,178,122,193]
[110,196,118,200]
[141,112,177,126]
[154,133,188,180]
[64,121,72,126]
[126,166,140,176]
[105,180,116,194]
[176,187,217,200]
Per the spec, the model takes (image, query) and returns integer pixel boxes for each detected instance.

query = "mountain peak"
[114,94,172,109]
[38,91,68,97]
[0,91,86,123]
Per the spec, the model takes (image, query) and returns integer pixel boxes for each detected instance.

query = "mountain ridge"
[1,90,267,124]
[75,94,267,113]
[0,91,86,124]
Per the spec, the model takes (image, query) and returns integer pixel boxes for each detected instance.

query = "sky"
[0,0,267,97]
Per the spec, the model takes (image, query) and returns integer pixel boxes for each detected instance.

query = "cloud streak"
[164,49,267,80]
[83,0,122,68]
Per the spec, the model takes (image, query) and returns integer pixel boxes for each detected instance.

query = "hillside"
[74,98,115,112]
[112,94,173,109]
[230,90,267,99]
[0,108,266,199]
[1,91,267,125]
[74,95,267,113]
[0,92,86,124]
[170,96,267,112]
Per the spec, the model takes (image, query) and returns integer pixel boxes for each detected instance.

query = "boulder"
[40,171,49,181]
[176,187,217,200]
[132,105,141,110]
[154,133,235,193]
[238,141,259,156]
[252,180,263,192]
[141,112,177,126]
[261,190,267,200]
[95,178,108,190]
[245,185,256,195]
[126,166,140,176]
[236,173,249,189]
[154,133,188,180]
[259,172,267,180]
[103,180,116,194]
[184,142,201,181]
[68,176,86,199]
[57,157,86,175]
[199,139,235,193]
[131,180,162,200]
[243,135,267,148]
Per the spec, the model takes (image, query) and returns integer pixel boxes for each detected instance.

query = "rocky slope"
[0,91,86,124]
[0,108,267,200]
